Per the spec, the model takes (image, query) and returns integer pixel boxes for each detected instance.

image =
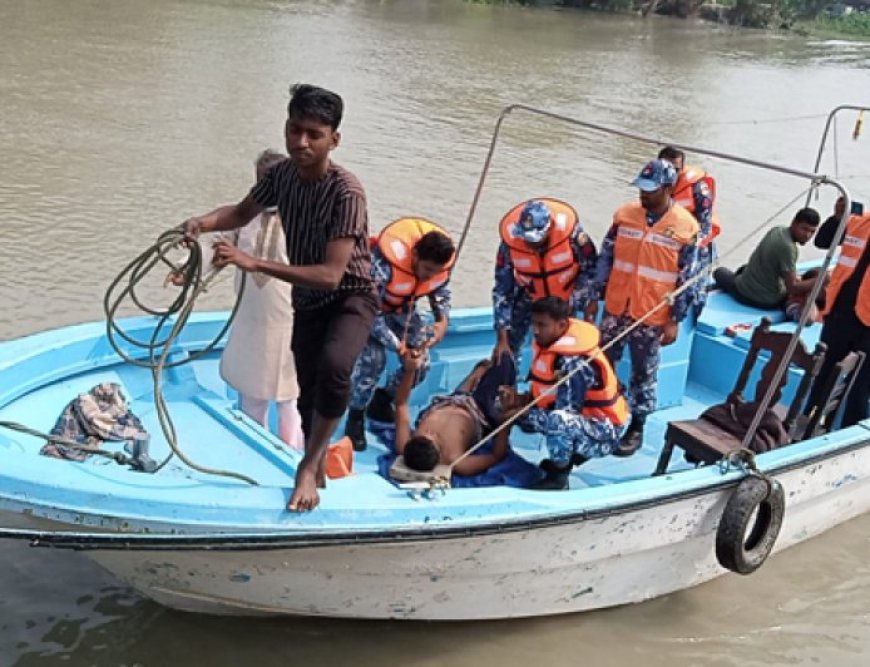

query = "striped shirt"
[250,159,374,311]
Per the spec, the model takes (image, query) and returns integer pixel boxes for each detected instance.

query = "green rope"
[102,228,258,486]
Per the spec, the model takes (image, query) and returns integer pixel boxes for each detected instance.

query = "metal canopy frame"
[454,103,856,452]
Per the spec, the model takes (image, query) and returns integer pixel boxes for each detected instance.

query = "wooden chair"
[792,351,866,441]
[653,318,827,476]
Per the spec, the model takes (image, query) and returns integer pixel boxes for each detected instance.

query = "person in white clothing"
[216,150,304,448]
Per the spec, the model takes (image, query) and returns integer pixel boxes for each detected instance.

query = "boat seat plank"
[733,320,822,351]
[654,318,827,475]
[696,290,786,337]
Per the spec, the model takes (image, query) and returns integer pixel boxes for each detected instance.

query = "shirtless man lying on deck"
[394,350,515,476]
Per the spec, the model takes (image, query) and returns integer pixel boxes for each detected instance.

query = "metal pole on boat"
[455,109,512,258]
[740,177,852,450]
[805,105,870,208]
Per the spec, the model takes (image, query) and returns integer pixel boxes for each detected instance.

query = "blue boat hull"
[0,299,867,617]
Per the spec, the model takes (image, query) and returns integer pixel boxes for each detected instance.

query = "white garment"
[219,212,299,401]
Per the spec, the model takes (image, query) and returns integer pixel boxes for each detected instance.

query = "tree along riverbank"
[470,0,870,37]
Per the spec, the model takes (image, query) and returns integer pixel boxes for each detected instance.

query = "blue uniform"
[686,179,716,309]
[593,206,700,419]
[520,355,621,466]
[492,223,597,361]
[348,247,451,410]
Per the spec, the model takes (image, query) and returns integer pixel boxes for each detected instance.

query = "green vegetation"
[469,0,870,36]
[813,11,870,36]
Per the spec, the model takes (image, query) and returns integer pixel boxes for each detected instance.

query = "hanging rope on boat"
[853,111,864,141]
[0,420,136,466]
[448,185,815,475]
[705,112,828,127]
[103,228,258,486]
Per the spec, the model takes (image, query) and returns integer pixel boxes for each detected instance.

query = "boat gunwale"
[1,424,867,552]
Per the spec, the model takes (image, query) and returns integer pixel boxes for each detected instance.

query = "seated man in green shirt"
[713,208,821,311]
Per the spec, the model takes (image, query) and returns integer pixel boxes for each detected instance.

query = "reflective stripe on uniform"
[843,235,866,250]
[645,233,681,250]
[838,254,858,268]
[637,265,679,283]
[617,227,644,240]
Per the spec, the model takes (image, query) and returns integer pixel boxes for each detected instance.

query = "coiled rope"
[1,229,258,485]
[102,227,258,485]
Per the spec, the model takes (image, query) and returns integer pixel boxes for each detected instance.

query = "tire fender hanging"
[715,475,785,575]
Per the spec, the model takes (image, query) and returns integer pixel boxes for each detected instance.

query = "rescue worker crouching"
[500,297,630,491]
[345,217,456,451]
[587,159,700,458]
[492,198,598,367]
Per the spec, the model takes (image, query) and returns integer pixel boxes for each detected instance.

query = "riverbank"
[804,13,870,39]
[470,0,870,39]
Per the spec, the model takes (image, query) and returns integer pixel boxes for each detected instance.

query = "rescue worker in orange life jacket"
[806,197,870,427]
[492,199,597,366]
[658,146,718,310]
[345,219,456,452]
[586,159,700,458]
[500,297,630,491]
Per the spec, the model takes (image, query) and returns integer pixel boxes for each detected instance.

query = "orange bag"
[325,436,354,479]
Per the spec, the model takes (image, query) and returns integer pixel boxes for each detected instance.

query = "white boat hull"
[84,442,870,619]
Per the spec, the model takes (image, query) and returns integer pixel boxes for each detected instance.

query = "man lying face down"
[393,350,516,477]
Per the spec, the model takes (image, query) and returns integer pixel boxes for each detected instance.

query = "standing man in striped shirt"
[183,84,377,512]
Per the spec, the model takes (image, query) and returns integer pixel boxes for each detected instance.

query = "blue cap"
[513,200,552,244]
[632,159,678,192]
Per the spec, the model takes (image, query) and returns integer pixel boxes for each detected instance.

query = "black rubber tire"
[715,476,785,575]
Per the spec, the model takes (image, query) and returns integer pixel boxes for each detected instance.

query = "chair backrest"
[727,318,827,433]
[800,351,866,438]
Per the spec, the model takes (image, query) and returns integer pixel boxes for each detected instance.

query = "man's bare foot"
[287,468,319,512]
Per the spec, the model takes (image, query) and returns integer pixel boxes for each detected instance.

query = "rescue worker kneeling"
[502,296,630,490]
[346,217,456,451]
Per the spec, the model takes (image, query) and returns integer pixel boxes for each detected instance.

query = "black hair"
[793,207,821,227]
[403,435,440,472]
[658,146,685,163]
[287,84,344,130]
[531,296,570,321]
[415,231,455,266]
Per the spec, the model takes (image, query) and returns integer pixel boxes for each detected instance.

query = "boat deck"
[0,289,845,493]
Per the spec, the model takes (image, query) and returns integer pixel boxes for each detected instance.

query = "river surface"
[1,1,870,665]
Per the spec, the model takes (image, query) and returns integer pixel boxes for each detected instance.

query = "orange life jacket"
[604,202,699,327]
[672,165,721,248]
[528,319,629,426]
[823,213,870,326]
[375,217,455,313]
[498,198,582,302]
